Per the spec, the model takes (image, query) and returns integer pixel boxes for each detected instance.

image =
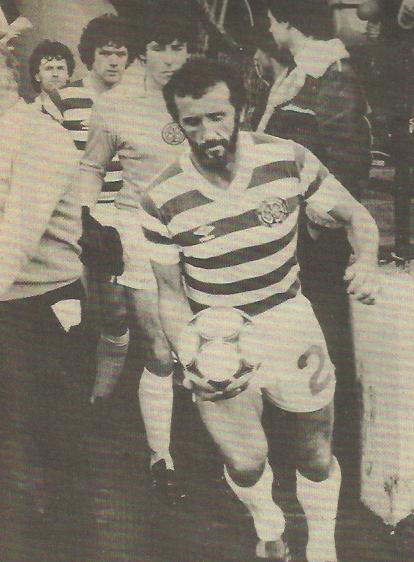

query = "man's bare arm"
[328,188,380,303]
[151,260,194,353]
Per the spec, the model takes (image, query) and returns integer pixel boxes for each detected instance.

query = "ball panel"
[177,324,200,367]
[197,340,240,381]
[194,306,246,339]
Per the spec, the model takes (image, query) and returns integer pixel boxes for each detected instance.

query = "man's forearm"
[346,204,379,264]
[158,284,193,354]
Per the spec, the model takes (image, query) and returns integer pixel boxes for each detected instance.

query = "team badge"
[257,197,289,227]
[162,122,185,145]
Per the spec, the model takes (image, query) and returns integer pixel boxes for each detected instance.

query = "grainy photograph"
[0,1,413,561]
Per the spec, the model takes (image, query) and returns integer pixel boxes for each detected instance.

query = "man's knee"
[297,447,332,481]
[295,407,334,481]
[145,333,174,375]
[225,445,268,486]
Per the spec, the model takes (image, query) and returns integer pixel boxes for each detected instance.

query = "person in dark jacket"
[251,5,373,483]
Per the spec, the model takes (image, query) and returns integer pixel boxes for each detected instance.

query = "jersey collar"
[179,132,256,200]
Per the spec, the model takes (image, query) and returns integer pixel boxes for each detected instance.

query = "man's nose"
[201,119,220,140]
[163,48,175,65]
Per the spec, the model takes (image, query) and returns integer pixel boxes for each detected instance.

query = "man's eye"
[210,114,224,122]
[172,45,185,51]
[183,118,199,127]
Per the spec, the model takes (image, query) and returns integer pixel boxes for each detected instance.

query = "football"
[177,307,262,395]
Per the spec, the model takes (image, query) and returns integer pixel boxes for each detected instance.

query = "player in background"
[60,14,134,215]
[141,59,380,561]
[0,45,83,560]
[55,14,134,407]
[29,39,75,121]
[79,1,196,503]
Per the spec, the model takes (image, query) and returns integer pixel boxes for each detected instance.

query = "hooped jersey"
[59,79,122,204]
[141,132,346,316]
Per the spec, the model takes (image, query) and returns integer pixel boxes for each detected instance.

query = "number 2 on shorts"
[298,344,332,395]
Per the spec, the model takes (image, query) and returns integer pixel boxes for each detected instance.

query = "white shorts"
[112,206,157,291]
[250,294,335,413]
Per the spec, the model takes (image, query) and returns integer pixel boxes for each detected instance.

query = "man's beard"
[188,118,240,171]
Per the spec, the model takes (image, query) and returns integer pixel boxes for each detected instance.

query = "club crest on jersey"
[162,122,185,145]
[257,197,289,227]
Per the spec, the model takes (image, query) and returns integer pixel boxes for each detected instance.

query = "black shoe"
[150,459,187,507]
[255,538,291,561]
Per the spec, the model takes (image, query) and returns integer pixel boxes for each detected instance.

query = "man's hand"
[344,261,381,304]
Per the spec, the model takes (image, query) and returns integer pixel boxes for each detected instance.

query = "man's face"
[175,82,240,170]
[268,13,291,50]
[36,57,69,94]
[144,39,188,88]
[91,43,129,86]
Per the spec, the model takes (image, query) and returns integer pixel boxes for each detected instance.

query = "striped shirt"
[141,132,345,316]
[59,78,122,204]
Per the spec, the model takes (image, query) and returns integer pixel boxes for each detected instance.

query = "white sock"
[224,460,285,542]
[91,329,129,402]
[296,456,341,562]
[138,368,174,469]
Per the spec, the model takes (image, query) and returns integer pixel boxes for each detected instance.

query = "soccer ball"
[177,307,262,395]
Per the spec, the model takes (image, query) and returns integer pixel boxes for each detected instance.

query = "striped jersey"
[59,78,122,204]
[141,132,346,316]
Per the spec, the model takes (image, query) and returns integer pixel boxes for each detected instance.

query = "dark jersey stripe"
[247,161,299,190]
[185,224,297,269]
[74,140,86,152]
[188,278,300,316]
[174,209,261,247]
[149,161,184,190]
[61,97,93,112]
[184,255,297,295]
[160,190,212,225]
[63,120,89,131]
[304,166,329,200]
[142,226,174,245]
[106,160,122,172]
[101,180,122,193]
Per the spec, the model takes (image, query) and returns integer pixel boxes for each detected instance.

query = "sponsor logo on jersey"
[162,122,185,145]
[257,197,289,227]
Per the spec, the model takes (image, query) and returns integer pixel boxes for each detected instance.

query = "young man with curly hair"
[29,39,75,120]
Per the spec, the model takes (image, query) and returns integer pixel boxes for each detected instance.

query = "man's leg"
[91,280,129,403]
[293,401,340,562]
[126,287,184,501]
[197,389,289,560]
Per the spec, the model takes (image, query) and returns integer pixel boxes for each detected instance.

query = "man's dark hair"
[163,58,246,123]
[78,13,135,70]
[269,0,334,40]
[29,40,75,92]
[136,1,196,58]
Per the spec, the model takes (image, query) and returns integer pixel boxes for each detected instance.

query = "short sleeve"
[293,141,347,215]
[141,192,181,265]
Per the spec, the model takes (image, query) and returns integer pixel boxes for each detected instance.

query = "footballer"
[140,58,380,561]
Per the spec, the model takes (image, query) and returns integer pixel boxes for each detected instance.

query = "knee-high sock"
[296,456,341,562]
[138,368,174,468]
[91,329,129,402]
[224,460,285,542]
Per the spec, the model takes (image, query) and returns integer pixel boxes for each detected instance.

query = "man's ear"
[34,72,40,83]
[240,107,246,123]
[138,54,146,65]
